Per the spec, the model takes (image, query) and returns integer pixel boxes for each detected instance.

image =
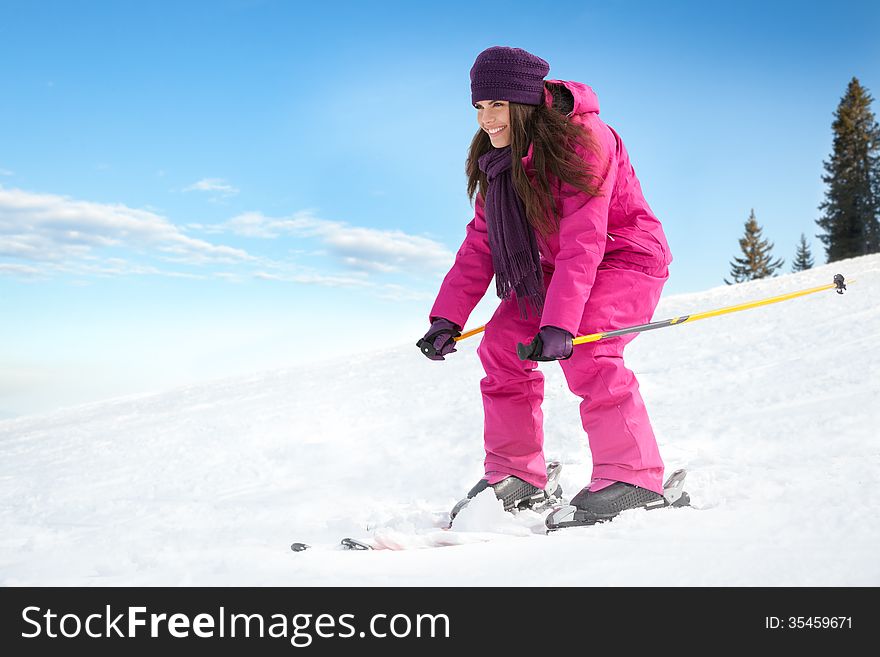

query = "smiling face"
[474,99,511,148]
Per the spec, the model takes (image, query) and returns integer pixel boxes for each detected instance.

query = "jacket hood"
[545,79,600,117]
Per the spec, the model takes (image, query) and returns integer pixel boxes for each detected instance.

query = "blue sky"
[1,0,878,416]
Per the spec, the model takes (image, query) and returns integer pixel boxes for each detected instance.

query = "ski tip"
[662,468,688,488]
[340,537,374,551]
[290,542,311,552]
[544,504,579,532]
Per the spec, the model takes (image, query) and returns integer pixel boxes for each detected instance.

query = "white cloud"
[0,186,254,276]
[248,267,430,301]
[341,257,397,273]
[323,225,453,273]
[253,271,373,288]
[220,210,322,238]
[218,211,454,274]
[183,178,239,195]
[0,262,43,278]
[0,185,453,299]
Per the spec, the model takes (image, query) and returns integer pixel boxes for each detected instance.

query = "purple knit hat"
[470,46,550,106]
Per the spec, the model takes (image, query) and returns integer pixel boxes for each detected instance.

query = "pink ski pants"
[477,262,668,495]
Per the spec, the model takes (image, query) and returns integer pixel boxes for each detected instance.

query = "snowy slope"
[1,255,879,586]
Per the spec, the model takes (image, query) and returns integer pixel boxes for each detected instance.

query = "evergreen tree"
[725,209,784,284]
[816,77,880,262]
[791,233,815,272]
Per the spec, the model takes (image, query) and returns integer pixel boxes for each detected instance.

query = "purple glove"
[417,317,462,361]
[516,325,573,362]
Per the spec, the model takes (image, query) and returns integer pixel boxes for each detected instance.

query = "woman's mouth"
[485,125,507,137]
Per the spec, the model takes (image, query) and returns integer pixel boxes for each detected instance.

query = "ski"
[290,467,691,551]
[449,459,565,523]
[290,537,375,552]
[544,468,690,531]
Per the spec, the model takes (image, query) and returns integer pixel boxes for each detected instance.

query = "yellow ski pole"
[566,273,849,349]
[455,325,488,342]
[449,274,850,357]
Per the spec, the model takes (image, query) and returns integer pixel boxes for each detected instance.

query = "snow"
[1,254,879,586]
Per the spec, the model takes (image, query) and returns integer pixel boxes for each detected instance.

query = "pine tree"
[791,233,814,272]
[725,209,784,284]
[816,77,880,262]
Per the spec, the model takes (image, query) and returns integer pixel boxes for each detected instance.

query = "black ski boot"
[449,460,564,523]
[545,468,690,530]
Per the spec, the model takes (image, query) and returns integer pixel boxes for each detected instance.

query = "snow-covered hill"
[2,255,878,586]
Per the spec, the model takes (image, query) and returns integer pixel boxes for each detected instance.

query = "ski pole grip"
[517,340,538,361]
[417,338,438,359]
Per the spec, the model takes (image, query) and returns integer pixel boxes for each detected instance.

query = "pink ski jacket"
[430,80,672,336]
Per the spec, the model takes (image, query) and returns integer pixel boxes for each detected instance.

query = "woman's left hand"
[516,325,574,361]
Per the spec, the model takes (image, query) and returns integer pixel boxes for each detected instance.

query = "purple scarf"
[478,145,545,318]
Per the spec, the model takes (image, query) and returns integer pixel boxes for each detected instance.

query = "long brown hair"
[466,82,603,237]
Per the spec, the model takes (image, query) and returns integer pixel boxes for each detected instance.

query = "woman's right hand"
[416,317,462,361]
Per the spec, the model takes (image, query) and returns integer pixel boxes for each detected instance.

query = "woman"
[419,46,679,527]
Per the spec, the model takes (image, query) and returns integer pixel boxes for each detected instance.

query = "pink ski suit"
[430,80,673,495]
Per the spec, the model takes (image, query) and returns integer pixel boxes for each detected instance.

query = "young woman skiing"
[419,46,679,527]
